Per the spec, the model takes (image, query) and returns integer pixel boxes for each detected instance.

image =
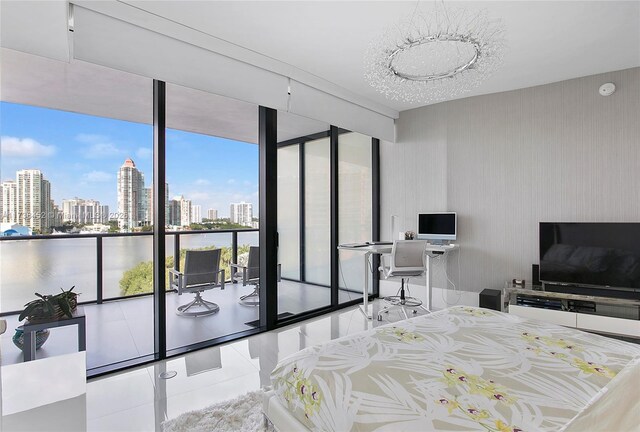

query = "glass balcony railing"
[0,228,259,315]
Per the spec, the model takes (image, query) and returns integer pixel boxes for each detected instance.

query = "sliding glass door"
[338,132,374,304]
[275,117,379,321]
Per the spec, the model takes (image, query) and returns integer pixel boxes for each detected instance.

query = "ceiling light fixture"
[365,2,506,104]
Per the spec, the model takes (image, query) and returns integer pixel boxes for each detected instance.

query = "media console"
[505,283,640,339]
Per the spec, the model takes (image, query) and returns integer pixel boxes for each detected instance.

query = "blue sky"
[0,102,259,218]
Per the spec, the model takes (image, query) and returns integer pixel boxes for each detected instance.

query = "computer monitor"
[417,213,457,242]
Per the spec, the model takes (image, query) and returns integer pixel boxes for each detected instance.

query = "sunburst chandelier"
[365,2,506,104]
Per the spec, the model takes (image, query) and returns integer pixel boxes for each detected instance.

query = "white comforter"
[270,306,640,431]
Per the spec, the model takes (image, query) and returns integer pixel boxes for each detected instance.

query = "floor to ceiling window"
[276,112,332,318]
[275,113,379,320]
[165,83,260,352]
[0,48,380,376]
[0,48,155,372]
[338,132,374,304]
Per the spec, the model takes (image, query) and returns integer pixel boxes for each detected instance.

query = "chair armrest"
[168,268,183,293]
[378,254,392,279]
[230,265,248,285]
[168,268,182,276]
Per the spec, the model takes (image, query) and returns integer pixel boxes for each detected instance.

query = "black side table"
[18,306,86,362]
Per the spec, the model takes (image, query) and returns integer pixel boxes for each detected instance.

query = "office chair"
[377,240,428,321]
[169,249,225,317]
[230,246,281,306]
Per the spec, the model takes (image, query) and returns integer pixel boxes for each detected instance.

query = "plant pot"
[12,328,50,350]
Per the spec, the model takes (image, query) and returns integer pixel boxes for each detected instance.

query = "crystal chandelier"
[365,3,506,104]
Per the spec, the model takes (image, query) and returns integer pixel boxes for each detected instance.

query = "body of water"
[0,231,258,313]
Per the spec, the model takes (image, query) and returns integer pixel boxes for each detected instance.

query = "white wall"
[381,67,640,294]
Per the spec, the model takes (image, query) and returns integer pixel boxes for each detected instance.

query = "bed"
[264,306,640,431]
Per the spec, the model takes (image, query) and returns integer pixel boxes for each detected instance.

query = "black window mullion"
[299,142,306,282]
[372,137,381,297]
[152,79,167,359]
[330,126,339,307]
[259,106,278,330]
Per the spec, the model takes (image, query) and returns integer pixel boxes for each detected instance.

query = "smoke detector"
[599,83,616,96]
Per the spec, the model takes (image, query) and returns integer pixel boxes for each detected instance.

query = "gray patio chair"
[169,249,225,317]
[230,246,280,306]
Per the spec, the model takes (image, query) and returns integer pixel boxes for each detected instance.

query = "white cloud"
[84,170,113,182]
[0,136,56,157]
[194,179,211,186]
[136,147,152,159]
[227,179,236,184]
[77,134,123,159]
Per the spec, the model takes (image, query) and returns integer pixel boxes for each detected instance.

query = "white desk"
[338,242,459,319]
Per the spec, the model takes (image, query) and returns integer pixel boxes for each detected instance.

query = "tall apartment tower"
[15,169,52,232]
[143,183,170,225]
[207,208,218,221]
[62,198,109,224]
[117,158,145,230]
[168,199,181,226]
[174,196,192,227]
[1,180,18,223]
[230,201,253,226]
[191,204,202,224]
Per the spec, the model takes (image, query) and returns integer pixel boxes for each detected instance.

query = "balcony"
[0,229,350,371]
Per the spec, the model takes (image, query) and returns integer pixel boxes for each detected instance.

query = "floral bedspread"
[270,306,640,431]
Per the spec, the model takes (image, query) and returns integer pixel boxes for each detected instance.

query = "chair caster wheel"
[412,310,418,314]
[377,315,383,321]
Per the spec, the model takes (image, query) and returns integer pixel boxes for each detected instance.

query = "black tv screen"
[539,222,640,290]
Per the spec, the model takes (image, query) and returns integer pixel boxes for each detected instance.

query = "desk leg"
[358,251,373,320]
[23,330,35,362]
[425,255,431,312]
[78,318,86,352]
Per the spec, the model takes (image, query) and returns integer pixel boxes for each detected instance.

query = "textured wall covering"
[381,67,640,294]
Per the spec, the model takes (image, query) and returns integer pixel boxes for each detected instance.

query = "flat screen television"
[417,212,457,242]
[539,222,640,295]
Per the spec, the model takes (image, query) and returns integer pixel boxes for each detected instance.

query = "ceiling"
[1,0,638,140]
[122,1,640,112]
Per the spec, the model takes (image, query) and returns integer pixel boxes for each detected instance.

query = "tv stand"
[505,283,640,339]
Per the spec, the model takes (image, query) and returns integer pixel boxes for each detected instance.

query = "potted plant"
[12,286,79,351]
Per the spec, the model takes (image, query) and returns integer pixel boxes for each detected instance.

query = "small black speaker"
[479,289,502,311]
[532,264,540,286]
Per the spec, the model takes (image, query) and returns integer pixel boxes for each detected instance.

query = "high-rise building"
[62,198,109,224]
[117,158,145,230]
[230,201,253,226]
[191,204,202,224]
[51,202,63,227]
[207,208,218,221]
[174,195,192,227]
[1,180,18,223]
[143,183,169,225]
[16,169,52,232]
[168,199,181,226]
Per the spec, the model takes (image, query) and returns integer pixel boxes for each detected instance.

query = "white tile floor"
[0,280,361,370]
[1,299,417,432]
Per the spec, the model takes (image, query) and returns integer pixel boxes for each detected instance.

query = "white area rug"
[162,390,274,432]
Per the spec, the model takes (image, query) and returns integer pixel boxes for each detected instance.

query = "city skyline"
[2,162,255,230]
[0,101,259,218]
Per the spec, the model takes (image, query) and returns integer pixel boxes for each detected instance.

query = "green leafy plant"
[18,286,79,322]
